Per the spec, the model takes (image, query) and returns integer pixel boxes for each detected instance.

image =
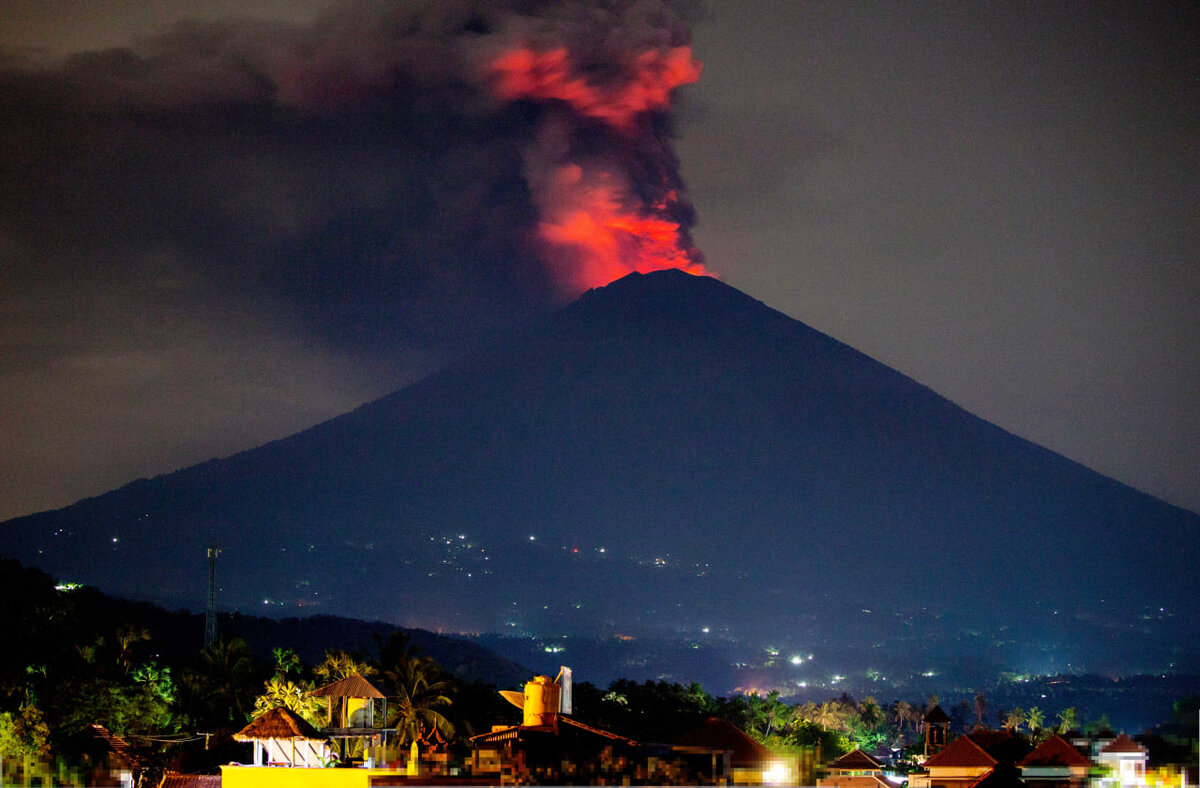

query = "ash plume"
[0,0,706,357]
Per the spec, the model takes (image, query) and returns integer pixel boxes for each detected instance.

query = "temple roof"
[924,704,951,723]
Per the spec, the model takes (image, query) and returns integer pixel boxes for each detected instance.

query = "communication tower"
[204,545,220,649]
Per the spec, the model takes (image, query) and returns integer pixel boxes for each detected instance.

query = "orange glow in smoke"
[487,44,709,292]
[488,46,701,130]
[535,163,709,294]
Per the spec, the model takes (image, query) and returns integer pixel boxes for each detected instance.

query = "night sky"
[2,0,1197,524]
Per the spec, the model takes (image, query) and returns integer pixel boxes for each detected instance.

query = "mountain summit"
[4,270,1197,676]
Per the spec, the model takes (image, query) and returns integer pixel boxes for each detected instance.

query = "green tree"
[314,650,376,685]
[115,626,151,675]
[253,678,323,727]
[183,637,258,728]
[1055,706,1079,734]
[271,648,302,680]
[859,696,883,731]
[1026,706,1045,735]
[1004,707,1025,733]
[0,705,50,759]
[813,700,846,732]
[383,653,454,748]
[893,700,918,733]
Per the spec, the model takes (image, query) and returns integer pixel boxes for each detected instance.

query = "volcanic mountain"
[4,270,1197,677]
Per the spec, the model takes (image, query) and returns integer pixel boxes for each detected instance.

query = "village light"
[762,760,791,785]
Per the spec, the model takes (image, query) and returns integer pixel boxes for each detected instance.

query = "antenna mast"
[204,545,220,649]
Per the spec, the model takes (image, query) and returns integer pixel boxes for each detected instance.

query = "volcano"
[3,270,1197,680]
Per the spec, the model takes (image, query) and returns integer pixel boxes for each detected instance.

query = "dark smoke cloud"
[1,0,702,349]
[0,0,704,519]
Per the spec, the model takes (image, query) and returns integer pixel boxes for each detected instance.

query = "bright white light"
[763,761,791,785]
[790,655,803,665]
[701,627,710,633]
[922,671,936,677]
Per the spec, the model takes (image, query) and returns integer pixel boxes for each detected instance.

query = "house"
[817,747,890,788]
[1094,733,1148,787]
[1016,734,1094,786]
[61,723,138,788]
[231,707,332,768]
[909,729,1029,788]
[307,673,392,766]
[674,716,799,785]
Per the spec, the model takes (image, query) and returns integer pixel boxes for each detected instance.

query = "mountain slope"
[3,270,1196,670]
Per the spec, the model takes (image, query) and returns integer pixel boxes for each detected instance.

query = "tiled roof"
[1018,735,1093,768]
[1099,733,1147,755]
[157,772,221,788]
[967,730,1030,764]
[308,673,387,699]
[924,735,998,769]
[831,748,884,770]
[675,717,775,766]
[234,707,326,741]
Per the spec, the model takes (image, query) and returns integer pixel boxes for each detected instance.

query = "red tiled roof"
[308,673,386,699]
[1099,733,1147,755]
[924,735,998,769]
[675,717,774,766]
[967,729,1030,764]
[831,748,884,770]
[1018,735,1093,768]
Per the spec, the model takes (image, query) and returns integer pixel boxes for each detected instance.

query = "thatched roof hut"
[233,708,331,767]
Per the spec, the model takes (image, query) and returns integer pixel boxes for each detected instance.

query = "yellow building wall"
[222,765,397,788]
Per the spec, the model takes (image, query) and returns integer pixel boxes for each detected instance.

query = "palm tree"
[1026,706,1045,734]
[1004,707,1025,733]
[384,655,454,747]
[198,637,257,726]
[116,626,151,675]
[813,700,844,732]
[1055,706,1079,734]
[973,692,988,729]
[859,696,883,731]
[314,650,376,684]
[762,691,792,737]
[893,700,916,733]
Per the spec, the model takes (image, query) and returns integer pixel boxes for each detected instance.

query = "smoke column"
[483,9,710,295]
